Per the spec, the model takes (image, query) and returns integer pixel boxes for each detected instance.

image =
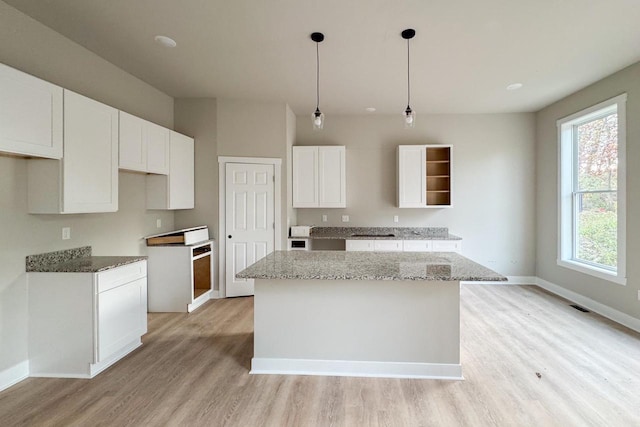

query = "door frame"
[218,156,282,298]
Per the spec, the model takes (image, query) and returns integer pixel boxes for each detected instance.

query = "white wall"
[536,61,640,319]
[295,114,536,276]
[216,99,291,248]
[0,2,175,389]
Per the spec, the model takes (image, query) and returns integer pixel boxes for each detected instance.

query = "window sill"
[557,259,626,286]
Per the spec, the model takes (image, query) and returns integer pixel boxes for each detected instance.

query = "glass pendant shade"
[312,108,324,130]
[404,105,415,128]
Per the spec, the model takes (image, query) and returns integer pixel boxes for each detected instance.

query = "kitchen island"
[237,250,505,380]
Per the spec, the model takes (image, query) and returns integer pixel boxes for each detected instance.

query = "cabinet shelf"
[426,160,450,163]
[427,190,450,193]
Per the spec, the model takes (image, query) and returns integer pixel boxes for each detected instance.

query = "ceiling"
[5,0,640,115]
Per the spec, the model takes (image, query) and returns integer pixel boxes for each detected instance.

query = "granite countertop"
[26,246,146,273]
[289,227,461,241]
[237,250,505,282]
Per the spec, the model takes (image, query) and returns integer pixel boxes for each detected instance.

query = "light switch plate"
[341,215,349,222]
[322,214,328,222]
[62,227,71,240]
[156,219,162,228]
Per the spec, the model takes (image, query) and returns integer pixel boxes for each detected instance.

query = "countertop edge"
[27,256,148,273]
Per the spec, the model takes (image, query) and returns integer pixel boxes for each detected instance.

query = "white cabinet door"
[27,90,118,213]
[403,240,433,252]
[118,111,146,172]
[432,240,462,253]
[119,112,170,175]
[318,146,346,207]
[145,122,170,175]
[168,131,194,209]
[97,277,147,363]
[398,145,426,208]
[293,145,346,208]
[146,131,195,209]
[373,240,403,251]
[346,240,374,251]
[63,90,118,213]
[0,63,63,159]
[292,146,318,207]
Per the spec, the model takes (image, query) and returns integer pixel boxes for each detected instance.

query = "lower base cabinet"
[28,261,147,378]
[346,239,462,253]
[147,241,213,313]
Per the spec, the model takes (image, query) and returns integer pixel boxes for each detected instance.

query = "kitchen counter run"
[237,250,505,281]
[26,246,146,273]
[289,226,461,240]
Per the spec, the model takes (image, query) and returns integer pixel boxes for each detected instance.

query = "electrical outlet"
[156,219,162,228]
[62,227,71,240]
[637,290,640,301]
[393,215,399,223]
[322,214,328,222]
[341,215,349,222]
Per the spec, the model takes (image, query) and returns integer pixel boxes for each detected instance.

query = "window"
[557,94,626,285]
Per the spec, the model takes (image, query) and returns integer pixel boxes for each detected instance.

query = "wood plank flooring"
[1,284,640,426]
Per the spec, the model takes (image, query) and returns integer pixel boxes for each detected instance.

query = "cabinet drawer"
[97,261,147,293]
[345,240,374,251]
[373,240,403,252]
[432,240,462,253]
[403,240,433,252]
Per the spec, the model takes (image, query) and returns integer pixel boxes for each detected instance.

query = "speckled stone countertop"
[26,246,146,273]
[290,227,461,240]
[237,250,505,281]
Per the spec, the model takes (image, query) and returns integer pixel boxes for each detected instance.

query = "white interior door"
[225,163,275,297]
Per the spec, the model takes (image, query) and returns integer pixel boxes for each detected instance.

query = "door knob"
[228,235,232,239]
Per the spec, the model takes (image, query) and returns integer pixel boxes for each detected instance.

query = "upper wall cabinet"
[398,145,452,208]
[119,111,170,175]
[0,63,63,159]
[28,90,119,213]
[146,131,195,210]
[292,146,346,208]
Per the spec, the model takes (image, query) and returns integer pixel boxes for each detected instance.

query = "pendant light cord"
[406,38,411,107]
[316,41,320,110]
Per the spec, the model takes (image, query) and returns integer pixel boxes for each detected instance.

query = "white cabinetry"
[346,239,461,253]
[146,131,195,210]
[119,111,170,174]
[293,146,346,208]
[402,240,433,252]
[432,240,462,253]
[398,145,452,208]
[27,90,118,213]
[28,261,147,378]
[147,241,213,312]
[0,63,63,159]
[345,240,403,252]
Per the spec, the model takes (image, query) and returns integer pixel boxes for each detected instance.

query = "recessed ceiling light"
[365,107,376,112]
[506,83,523,91]
[154,35,177,48]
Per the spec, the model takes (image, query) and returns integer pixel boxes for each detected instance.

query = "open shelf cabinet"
[398,144,452,208]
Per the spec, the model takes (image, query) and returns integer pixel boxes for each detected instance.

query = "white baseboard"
[251,358,463,380]
[535,277,640,334]
[462,276,537,285]
[0,361,29,392]
[209,290,221,299]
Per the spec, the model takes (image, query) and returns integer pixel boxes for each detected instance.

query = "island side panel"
[252,279,461,379]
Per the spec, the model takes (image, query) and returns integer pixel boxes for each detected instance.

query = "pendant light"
[311,32,325,130]
[402,29,416,128]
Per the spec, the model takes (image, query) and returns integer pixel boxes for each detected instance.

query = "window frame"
[557,93,627,285]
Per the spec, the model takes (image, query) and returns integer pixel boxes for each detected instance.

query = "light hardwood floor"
[1,284,639,426]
